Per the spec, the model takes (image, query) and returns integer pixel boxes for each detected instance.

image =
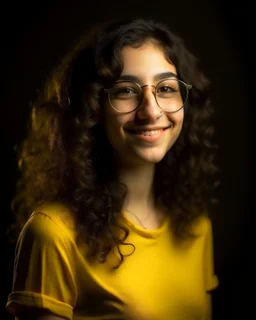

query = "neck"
[118,163,156,215]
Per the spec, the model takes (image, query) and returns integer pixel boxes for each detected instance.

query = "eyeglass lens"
[108,79,189,113]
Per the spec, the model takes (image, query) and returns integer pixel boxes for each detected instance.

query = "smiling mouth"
[126,126,171,136]
[135,129,163,136]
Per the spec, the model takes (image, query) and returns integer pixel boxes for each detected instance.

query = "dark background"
[2,1,249,319]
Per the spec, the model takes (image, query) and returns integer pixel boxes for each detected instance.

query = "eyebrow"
[118,72,178,83]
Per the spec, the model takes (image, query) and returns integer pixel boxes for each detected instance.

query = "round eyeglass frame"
[104,78,192,114]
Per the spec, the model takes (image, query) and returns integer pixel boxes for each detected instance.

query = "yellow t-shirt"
[6,203,218,320]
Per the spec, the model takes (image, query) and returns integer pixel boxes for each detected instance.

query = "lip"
[126,125,171,142]
[126,125,171,133]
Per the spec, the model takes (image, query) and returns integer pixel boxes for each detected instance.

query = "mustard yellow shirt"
[6,203,218,320]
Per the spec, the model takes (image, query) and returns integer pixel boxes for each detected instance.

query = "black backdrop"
[2,1,249,319]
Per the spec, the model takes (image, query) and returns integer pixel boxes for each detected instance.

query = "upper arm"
[6,212,76,320]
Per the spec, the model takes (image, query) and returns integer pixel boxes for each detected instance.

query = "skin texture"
[103,42,184,167]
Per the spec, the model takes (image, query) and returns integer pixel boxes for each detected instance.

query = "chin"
[114,144,171,167]
[132,150,168,165]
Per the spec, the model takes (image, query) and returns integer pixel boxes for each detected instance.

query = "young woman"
[6,17,219,320]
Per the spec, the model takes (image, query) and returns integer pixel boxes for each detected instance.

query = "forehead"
[120,42,177,82]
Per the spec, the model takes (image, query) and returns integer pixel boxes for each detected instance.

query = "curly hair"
[10,17,219,267]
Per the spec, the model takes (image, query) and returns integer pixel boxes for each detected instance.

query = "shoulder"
[19,202,76,244]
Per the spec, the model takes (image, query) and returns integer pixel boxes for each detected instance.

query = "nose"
[136,85,162,121]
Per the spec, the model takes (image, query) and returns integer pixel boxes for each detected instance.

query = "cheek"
[167,109,184,127]
[103,103,132,137]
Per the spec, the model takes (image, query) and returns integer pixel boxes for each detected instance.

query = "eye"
[156,79,180,97]
[111,82,140,99]
[158,85,176,93]
[116,87,137,95]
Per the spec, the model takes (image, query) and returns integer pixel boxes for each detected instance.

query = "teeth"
[139,130,161,136]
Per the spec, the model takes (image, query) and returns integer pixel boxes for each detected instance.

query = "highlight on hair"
[9,17,219,267]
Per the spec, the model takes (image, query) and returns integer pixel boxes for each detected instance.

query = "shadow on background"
[2,1,249,319]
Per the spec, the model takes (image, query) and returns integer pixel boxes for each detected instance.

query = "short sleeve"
[6,212,77,320]
[203,219,219,292]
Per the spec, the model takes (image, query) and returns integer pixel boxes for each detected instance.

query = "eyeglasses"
[104,78,192,113]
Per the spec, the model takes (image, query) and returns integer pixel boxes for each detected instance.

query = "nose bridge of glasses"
[138,84,162,114]
[140,84,157,100]
[141,84,156,92]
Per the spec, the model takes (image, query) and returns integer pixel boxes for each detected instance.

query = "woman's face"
[103,41,184,167]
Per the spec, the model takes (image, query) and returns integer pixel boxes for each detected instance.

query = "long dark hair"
[10,17,219,267]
